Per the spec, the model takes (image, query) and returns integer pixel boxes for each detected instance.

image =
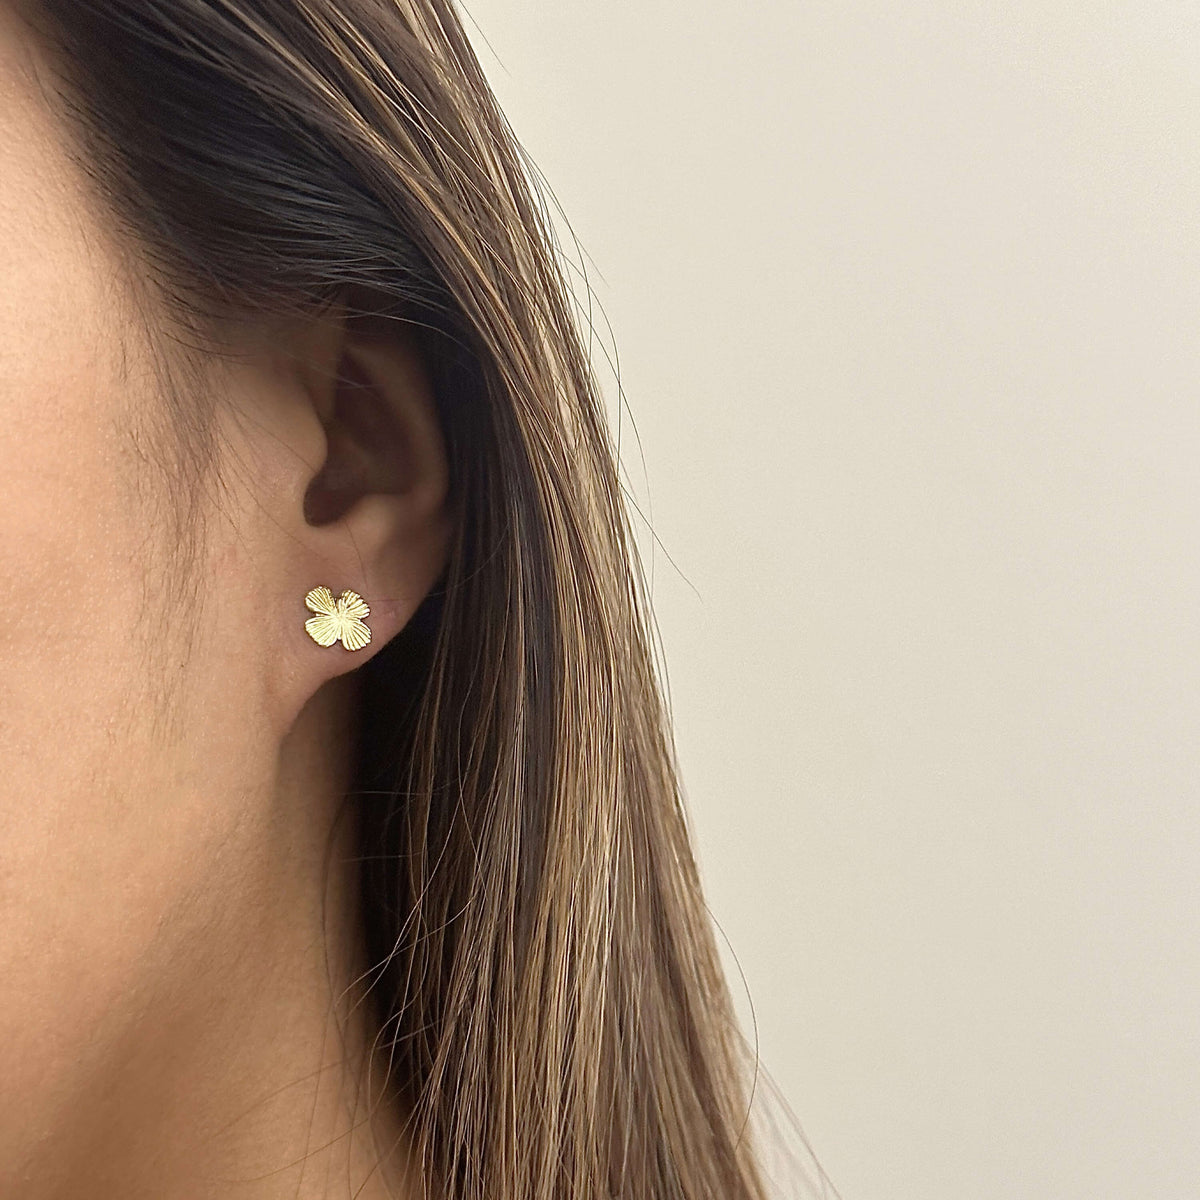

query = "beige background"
[463,4,1200,1198]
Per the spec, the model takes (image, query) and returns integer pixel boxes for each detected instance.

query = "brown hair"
[20,1,803,1196]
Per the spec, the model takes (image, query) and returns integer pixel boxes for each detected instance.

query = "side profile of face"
[0,6,449,1196]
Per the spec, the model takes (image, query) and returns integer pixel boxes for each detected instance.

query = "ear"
[241,288,451,733]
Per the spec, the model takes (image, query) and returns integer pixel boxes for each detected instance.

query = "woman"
[0,1,785,1196]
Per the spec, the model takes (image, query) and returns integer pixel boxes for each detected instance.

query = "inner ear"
[302,348,412,527]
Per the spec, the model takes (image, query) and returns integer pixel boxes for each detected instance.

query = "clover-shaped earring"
[303,585,372,651]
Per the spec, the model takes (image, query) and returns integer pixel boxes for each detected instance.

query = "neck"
[39,675,419,1200]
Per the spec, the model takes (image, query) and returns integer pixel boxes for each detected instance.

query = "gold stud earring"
[303,585,372,651]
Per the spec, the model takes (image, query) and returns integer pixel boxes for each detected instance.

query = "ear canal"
[303,349,413,526]
[303,419,369,525]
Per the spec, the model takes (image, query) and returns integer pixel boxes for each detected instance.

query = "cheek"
[0,41,228,815]
[0,82,173,817]
[0,300,196,1088]
[0,311,181,882]
[0,316,159,734]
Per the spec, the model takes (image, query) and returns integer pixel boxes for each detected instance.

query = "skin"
[0,7,449,1197]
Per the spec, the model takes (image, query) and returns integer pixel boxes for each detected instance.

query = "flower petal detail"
[305,586,338,617]
[336,590,370,621]
[340,618,372,651]
[305,613,342,647]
